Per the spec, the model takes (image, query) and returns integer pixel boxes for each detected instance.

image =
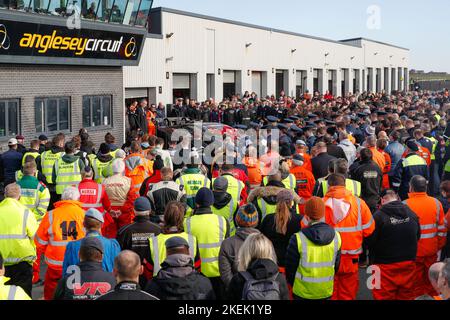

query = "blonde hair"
[237,233,277,271]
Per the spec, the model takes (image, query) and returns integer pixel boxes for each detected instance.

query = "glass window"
[96,0,113,21]
[81,0,98,19]
[47,0,67,15]
[82,95,112,128]
[135,0,151,26]
[127,0,140,26]
[33,0,50,13]
[35,97,71,133]
[0,99,20,138]
[109,0,126,23]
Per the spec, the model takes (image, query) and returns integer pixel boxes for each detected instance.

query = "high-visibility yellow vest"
[102,163,115,179]
[257,198,277,221]
[429,137,438,161]
[212,197,237,236]
[15,170,38,182]
[87,154,96,165]
[0,277,31,300]
[176,174,211,217]
[41,150,64,184]
[54,158,82,194]
[263,174,296,191]
[0,198,38,266]
[92,158,113,184]
[404,154,427,169]
[212,175,244,203]
[184,214,227,277]
[149,232,197,276]
[321,178,361,197]
[22,151,39,166]
[17,176,50,223]
[293,230,341,300]
[109,149,119,158]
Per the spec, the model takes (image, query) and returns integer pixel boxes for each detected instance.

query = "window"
[82,95,112,128]
[0,99,20,138]
[35,97,71,133]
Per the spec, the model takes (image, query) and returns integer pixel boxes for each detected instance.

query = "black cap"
[377,111,387,116]
[81,237,104,254]
[406,138,419,152]
[289,125,303,133]
[325,120,336,126]
[307,113,318,118]
[293,154,304,162]
[249,121,262,129]
[165,236,190,249]
[290,116,300,121]
[357,112,369,118]
[277,123,288,130]
[283,118,294,124]
[234,124,248,130]
[267,115,279,122]
[38,134,48,141]
[314,119,325,124]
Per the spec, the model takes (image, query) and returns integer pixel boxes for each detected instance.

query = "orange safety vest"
[35,200,86,269]
[402,147,431,167]
[124,153,152,197]
[146,111,156,136]
[404,193,447,257]
[243,156,262,186]
[378,149,392,189]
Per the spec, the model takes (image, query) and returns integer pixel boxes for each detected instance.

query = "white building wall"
[123,8,410,104]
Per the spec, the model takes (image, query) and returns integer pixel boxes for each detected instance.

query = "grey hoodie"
[218,228,260,287]
[338,139,357,166]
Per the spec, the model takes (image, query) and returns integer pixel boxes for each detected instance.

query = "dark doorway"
[223,83,236,99]
[276,72,284,97]
[173,89,190,101]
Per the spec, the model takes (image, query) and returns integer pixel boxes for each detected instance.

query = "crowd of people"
[1,88,450,301]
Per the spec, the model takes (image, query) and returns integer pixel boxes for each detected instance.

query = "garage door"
[125,88,148,99]
[252,72,262,97]
[173,74,190,89]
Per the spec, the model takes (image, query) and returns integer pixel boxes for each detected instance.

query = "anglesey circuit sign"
[0,17,144,65]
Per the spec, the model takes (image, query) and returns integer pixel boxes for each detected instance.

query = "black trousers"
[209,276,225,300]
[5,262,33,297]
[49,191,61,211]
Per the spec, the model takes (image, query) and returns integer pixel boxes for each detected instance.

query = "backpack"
[241,271,281,300]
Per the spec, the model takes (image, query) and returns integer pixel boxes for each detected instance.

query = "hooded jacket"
[285,222,341,286]
[213,191,232,210]
[349,159,383,211]
[226,258,290,300]
[52,154,85,184]
[248,184,302,223]
[338,139,357,166]
[323,186,375,259]
[144,254,215,300]
[219,228,260,287]
[366,201,420,265]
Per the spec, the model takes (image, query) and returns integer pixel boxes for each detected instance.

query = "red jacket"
[78,179,111,213]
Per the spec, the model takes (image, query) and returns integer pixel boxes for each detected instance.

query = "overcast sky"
[152,0,450,73]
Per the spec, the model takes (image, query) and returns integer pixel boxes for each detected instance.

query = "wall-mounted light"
[218,68,221,75]
[245,42,252,48]
[272,68,275,74]
[291,49,297,53]
[166,32,174,38]
[293,69,295,74]
[165,56,174,63]
[324,52,330,57]
[158,86,163,94]
[402,57,406,61]
[310,67,313,72]
[247,70,251,76]
[166,72,170,79]
[350,56,355,60]
[389,55,394,58]
[374,52,379,56]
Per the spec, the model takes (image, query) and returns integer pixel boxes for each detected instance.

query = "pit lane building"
[124,7,410,105]
[0,5,409,150]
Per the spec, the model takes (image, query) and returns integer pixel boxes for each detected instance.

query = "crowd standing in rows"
[1,88,450,300]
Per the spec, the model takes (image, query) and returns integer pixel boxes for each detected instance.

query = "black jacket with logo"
[96,281,158,300]
[145,254,215,300]
[54,261,116,300]
[366,201,421,265]
[349,159,383,211]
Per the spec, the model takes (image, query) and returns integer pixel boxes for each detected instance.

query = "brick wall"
[0,64,124,152]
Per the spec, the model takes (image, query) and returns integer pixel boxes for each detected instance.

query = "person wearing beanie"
[219,203,260,287]
[102,159,133,238]
[116,197,161,288]
[144,236,215,300]
[183,187,230,299]
[285,197,342,300]
[139,155,165,196]
[248,172,302,224]
[259,189,302,268]
[391,138,428,200]
[212,177,238,236]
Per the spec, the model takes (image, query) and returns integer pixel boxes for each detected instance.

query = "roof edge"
[339,37,409,51]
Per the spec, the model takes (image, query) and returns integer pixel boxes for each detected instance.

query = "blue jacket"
[62,231,121,275]
[391,153,429,200]
[385,141,405,176]
[0,149,23,184]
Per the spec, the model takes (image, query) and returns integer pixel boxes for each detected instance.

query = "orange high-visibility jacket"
[323,186,375,257]
[35,200,86,270]
[379,149,392,189]
[290,165,316,200]
[124,153,153,196]
[369,147,386,172]
[243,156,262,186]
[404,193,447,257]
[401,147,431,167]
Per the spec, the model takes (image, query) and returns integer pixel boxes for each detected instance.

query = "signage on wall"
[0,17,145,65]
